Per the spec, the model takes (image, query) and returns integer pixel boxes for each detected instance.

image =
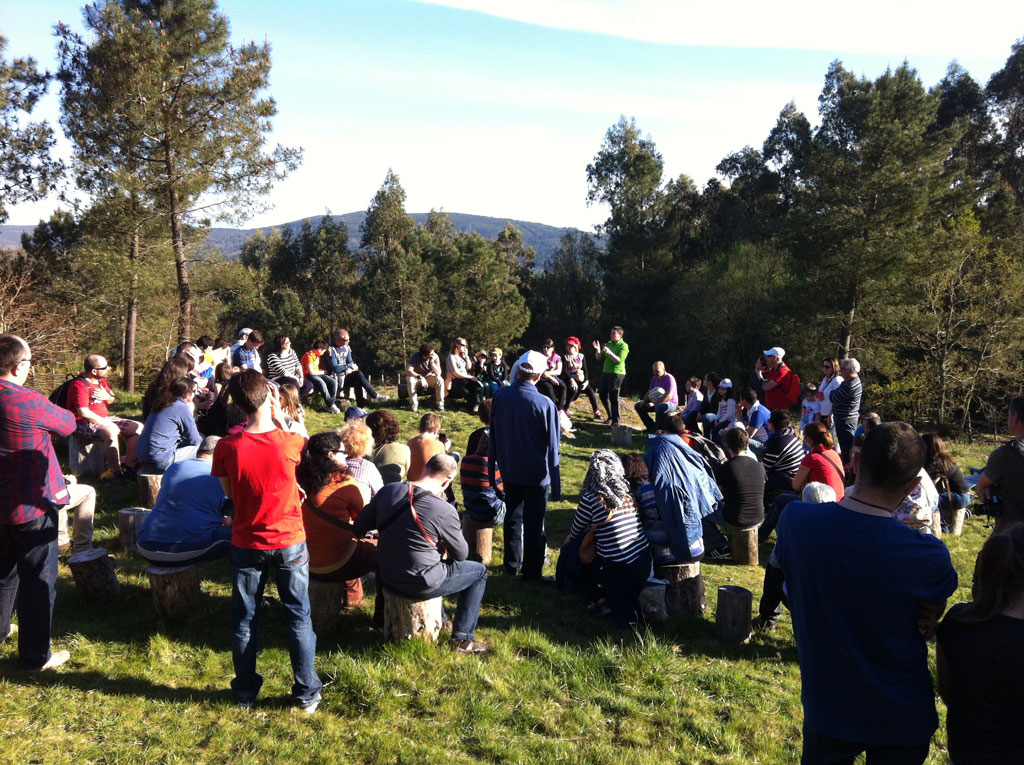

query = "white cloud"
[413,0,1024,59]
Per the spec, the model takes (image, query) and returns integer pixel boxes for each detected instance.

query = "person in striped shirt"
[761,410,804,494]
[566,450,652,628]
[459,432,505,526]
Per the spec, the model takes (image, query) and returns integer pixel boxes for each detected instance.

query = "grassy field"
[0,389,1000,763]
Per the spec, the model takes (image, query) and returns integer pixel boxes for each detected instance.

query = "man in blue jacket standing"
[489,351,561,583]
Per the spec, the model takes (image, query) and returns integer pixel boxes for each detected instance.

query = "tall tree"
[360,169,416,254]
[527,231,603,346]
[57,0,301,340]
[987,38,1024,206]
[0,34,62,223]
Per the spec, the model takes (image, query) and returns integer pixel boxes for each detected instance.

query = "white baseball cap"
[762,346,785,359]
[517,350,548,374]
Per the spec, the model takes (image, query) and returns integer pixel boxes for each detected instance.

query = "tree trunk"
[122,226,140,392]
[840,290,857,358]
[165,143,191,341]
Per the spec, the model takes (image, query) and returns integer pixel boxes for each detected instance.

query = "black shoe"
[706,547,732,561]
[450,638,490,655]
[522,575,555,586]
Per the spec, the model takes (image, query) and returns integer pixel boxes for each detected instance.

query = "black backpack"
[49,373,81,411]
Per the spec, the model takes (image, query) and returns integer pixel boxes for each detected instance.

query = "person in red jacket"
[760,347,801,411]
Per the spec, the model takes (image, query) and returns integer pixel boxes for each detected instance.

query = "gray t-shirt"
[983,442,1024,528]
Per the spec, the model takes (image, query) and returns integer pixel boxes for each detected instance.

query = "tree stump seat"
[146,565,201,621]
[610,425,633,447]
[118,508,151,555]
[381,587,443,642]
[730,523,762,566]
[68,433,106,475]
[461,515,494,565]
[950,507,967,536]
[714,585,753,644]
[654,562,705,620]
[308,577,348,638]
[137,472,163,509]
[67,548,120,600]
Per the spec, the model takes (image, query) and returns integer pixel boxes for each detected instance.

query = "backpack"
[49,373,81,411]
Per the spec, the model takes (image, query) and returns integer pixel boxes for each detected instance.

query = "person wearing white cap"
[760,346,801,411]
[489,351,561,583]
[708,378,737,446]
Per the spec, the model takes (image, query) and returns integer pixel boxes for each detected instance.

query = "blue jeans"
[503,483,549,579]
[398,560,488,641]
[760,492,799,542]
[337,370,378,406]
[0,506,60,668]
[307,374,338,406]
[230,542,322,705]
[634,401,678,432]
[835,415,858,460]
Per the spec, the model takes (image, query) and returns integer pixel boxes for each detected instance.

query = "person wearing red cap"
[561,338,601,419]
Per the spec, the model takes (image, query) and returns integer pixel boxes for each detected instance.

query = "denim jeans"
[307,374,338,406]
[503,483,549,579]
[0,507,59,668]
[835,415,858,460]
[337,370,378,406]
[634,401,678,432]
[230,542,322,705]
[399,560,488,641]
[760,492,800,542]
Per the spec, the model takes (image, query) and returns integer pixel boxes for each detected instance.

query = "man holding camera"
[974,395,1024,531]
[353,454,489,654]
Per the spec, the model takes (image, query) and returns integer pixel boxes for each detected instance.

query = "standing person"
[817,356,841,442]
[67,354,143,479]
[445,338,484,413]
[230,329,264,372]
[937,523,1024,764]
[634,361,679,433]
[561,338,601,420]
[211,370,321,713]
[327,329,388,407]
[592,326,629,426]
[776,422,957,763]
[406,342,445,413]
[489,351,561,583]
[830,357,863,460]
[353,454,490,654]
[0,335,76,670]
[759,346,801,411]
[301,340,340,414]
[974,395,1024,531]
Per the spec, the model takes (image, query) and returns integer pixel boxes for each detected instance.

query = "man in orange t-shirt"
[212,370,321,713]
[406,412,447,481]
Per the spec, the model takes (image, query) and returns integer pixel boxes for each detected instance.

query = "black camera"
[975,494,1003,518]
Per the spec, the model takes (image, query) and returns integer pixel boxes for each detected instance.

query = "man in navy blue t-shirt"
[776,421,957,764]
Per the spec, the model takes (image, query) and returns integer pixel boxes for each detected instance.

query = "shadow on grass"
[0,665,228,704]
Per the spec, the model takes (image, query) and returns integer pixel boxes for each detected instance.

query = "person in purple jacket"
[634,361,679,433]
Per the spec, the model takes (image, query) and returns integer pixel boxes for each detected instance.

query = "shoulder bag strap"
[821,450,846,482]
[408,483,438,546]
[305,496,356,533]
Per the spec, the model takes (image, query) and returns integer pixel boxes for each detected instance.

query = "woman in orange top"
[297,432,378,608]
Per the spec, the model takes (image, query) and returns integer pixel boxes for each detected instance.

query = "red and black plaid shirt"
[0,379,76,524]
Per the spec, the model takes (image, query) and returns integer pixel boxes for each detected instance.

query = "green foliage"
[527,231,603,346]
[360,168,416,254]
[0,34,61,223]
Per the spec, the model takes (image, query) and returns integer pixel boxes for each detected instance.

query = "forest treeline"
[2,2,1024,432]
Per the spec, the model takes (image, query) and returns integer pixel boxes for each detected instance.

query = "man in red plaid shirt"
[0,334,75,670]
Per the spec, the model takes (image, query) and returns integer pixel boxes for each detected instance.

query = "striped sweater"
[762,427,804,477]
[569,490,649,565]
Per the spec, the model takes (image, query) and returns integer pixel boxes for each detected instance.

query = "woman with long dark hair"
[142,356,191,419]
[937,523,1024,763]
[297,432,378,608]
[922,434,970,530]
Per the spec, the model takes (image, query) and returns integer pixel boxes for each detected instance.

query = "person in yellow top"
[593,326,629,426]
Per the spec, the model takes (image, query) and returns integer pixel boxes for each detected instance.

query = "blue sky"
[3,0,1022,231]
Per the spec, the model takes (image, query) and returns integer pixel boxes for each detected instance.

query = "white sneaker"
[1,623,17,642]
[297,694,321,715]
[39,650,71,671]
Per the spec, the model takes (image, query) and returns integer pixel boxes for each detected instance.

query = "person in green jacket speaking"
[593,326,629,426]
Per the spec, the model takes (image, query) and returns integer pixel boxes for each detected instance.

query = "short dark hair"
[419,342,434,356]
[740,387,758,405]
[704,372,720,387]
[1009,395,1024,423]
[247,329,264,345]
[314,340,328,351]
[419,413,441,433]
[725,427,749,453]
[196,335,214,350]
[0,334,27,375]
[477,398,492,426]
[169,377,194,399]
[769,410,791,429]
[667,414,686,434]
[228,369,269,414]
[858,421,926,493]
[423,453,457,480]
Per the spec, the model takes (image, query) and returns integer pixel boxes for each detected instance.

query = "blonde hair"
[338,421,374,458]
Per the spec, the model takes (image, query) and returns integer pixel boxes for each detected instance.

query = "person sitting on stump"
[703,428,766,561]
[353,454,490,654]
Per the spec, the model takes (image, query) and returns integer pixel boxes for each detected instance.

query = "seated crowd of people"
[3,328,1022,762]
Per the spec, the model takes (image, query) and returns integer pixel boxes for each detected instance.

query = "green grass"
[0,390,997,763]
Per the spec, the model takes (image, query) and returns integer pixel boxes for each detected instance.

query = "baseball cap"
[762,347,785,358]
[517,350,548,375]
[719,378,733,389]
[345,406,368,420]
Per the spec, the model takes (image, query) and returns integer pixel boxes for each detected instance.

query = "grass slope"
[0,390,997,763]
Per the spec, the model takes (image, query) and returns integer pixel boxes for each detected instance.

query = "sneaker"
[38,650,71,671]
[437,403,445,412]
[375,394,390,402]
[593,411,605,421]
[327,404,341,414]
[450,638,489,655]
[751,615,777,632]
[1,623,17,643]
[297,694,321,715]
[706,547,732,561]
[411,403,419,413]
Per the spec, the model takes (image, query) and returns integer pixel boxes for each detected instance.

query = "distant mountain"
[2,212,591,269]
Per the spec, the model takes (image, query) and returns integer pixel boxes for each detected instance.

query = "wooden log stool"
[929,510,943,538]
[68,433,106,475]
[714,585,753,644]
[137,472,163,509]
[950,507,967,536]
[118,508,151,555]
[147,565,201,621]
[730,524,762,566]
[461,515,494,565]
[654,562,706,620]
[67,548,121,600]
[381,588,443,642]
[610,425,633,447]
[307,578,348,638]
[639,585,669,624]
